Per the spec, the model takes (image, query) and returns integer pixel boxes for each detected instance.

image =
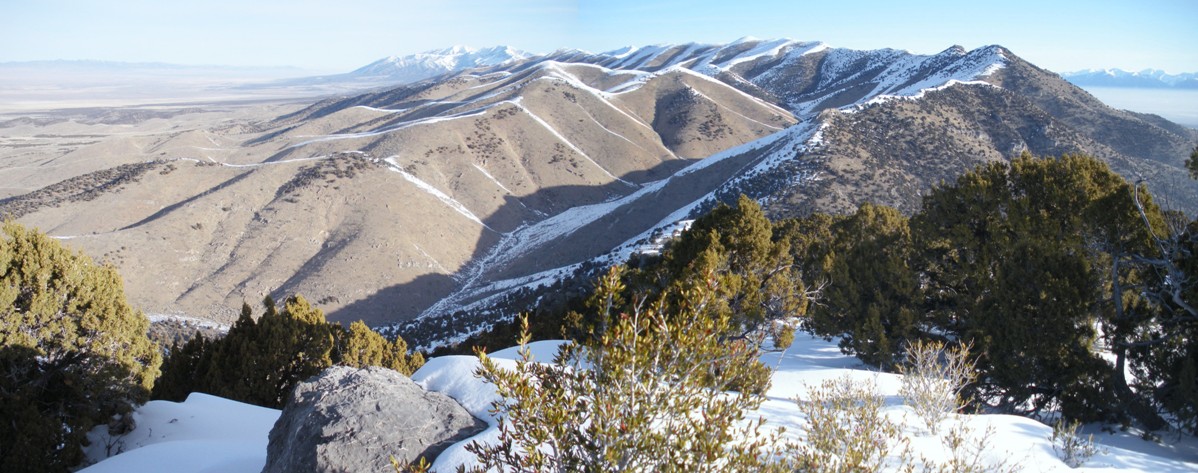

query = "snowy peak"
[1061,68,1198,89]
[333,38,1010,107]
[349,45,532,83]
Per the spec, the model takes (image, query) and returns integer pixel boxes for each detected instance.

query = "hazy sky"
[2,0,1195,74]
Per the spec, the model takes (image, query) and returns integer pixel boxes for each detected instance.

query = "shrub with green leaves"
[0,221,161,472]
[467,266,782,472]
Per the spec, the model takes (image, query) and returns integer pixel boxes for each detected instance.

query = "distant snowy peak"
[1061,68,1198,89]
[340,38,1012,101]
[350,45,532,83]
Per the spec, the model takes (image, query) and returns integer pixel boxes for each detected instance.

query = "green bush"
[153,295,423,408]
[0,222,161,472]
[804,202,918,368]
[913,153,1171,425]
[467,267,783,472]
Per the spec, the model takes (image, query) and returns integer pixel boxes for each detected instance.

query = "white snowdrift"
[80,393,279,473]
[80,337,1197,472]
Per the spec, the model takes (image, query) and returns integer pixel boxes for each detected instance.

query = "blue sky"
[1,0,1195,74]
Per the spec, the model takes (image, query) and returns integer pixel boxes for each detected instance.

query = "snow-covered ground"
[80,335,1198,472]
[79,393,279,473]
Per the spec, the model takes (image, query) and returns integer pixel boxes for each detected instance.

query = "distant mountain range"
[269,45,532,87]
[4,38,1196,347]
[1061,68,1198,89]
[0,59,305,80]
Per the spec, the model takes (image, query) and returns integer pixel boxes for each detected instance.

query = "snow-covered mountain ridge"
[263,45,532,88]
[348,45,532,83]
[391,39,1198,346]
[5,38,1197,347]
[280,37,1012,100]
[1062,68,1198,89]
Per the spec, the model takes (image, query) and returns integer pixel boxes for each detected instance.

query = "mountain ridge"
[3,38,1196,347]
[347,45,532,82]
[268,45,534,88]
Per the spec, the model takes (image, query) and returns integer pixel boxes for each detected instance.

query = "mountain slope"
[399,40,1198,344]
[3,48,796,326]
[769,48,1198,216]
[4,39,1196,343]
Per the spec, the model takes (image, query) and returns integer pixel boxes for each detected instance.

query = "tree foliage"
[341,320,424,374]
[780,153,1194,431]
[153,295,423,408]
[660,195,807,345]
[806,203,917,367]
[1185,145,1198,180]
[911,154,1131,419]
[0,221,161,472]
[1121,189,1198,433]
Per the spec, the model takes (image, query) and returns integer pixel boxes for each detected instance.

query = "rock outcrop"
[262,366,485,472]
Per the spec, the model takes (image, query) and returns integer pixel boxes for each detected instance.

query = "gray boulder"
[262,366,485,472]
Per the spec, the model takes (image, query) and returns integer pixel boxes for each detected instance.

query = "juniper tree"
[151,332,212,402]
[1117,167,1198,433]
[154,296,424,408]
[0,222,161,472]
[657,195,808,348]
[911,154,1154,421]
[338,320,425,374]
[808,203,918,368]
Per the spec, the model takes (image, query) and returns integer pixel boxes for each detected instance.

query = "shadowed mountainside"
[3,39,1195,343]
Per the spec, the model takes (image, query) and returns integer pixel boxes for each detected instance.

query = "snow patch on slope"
[382,157,493,231]
[410,121,815,339]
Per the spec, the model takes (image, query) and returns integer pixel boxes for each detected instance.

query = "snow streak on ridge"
[382,157,493,231]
